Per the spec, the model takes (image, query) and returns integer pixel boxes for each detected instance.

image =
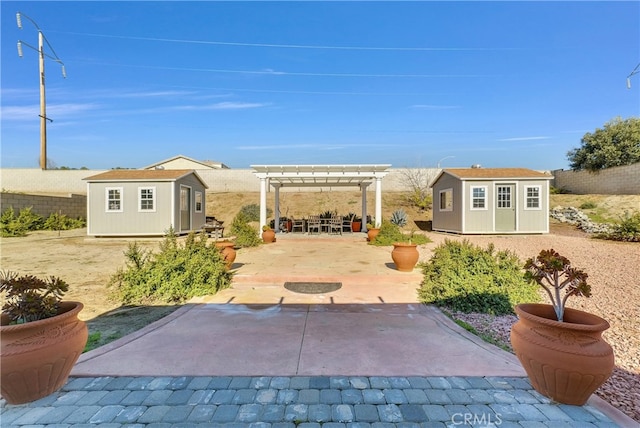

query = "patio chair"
[328,215,343,235]
[342,213,354,233]
[307,215,322,234]
[292,218,305,233]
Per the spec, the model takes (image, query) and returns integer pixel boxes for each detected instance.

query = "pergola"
[251,164,391,233]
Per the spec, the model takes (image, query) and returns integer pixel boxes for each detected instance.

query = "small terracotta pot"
[352,221,362,233]
[510,303,614,405]
[1,301,88,404]
[262,229,276,243]
[214,241,237,269]
[391,242,419,272]
[367,228,380,242]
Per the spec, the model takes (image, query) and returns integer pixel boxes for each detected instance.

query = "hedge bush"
[418,239,540,315]
[369,220,430,246]
[238,203,272,222]
[230,212,262,247]
[109,229,232,304]
[0,207,84,237]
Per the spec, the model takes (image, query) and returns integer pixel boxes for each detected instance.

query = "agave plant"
[390,209,408,227]
[524,249,591,322]
[0,271,69,324]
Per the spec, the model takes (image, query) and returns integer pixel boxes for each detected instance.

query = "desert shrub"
[406,189,432,211]
[230,212,261,247]
[0,207,43,236]
[418,239,540,315]
[109,229,232,304]
[550,186,570,194]
[579,201,598,210]
[238,203,272,222]
[597,211,640,242]
[43,212,85,230]
[369,220,430,246]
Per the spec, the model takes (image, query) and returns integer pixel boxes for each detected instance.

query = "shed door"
[180,186,191,231]
[495,184,515,231]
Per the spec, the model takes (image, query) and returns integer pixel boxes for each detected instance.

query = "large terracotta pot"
[215,241,237,269]
[510,303,614,405]
[367,228,380,242]
[262,229,276,243]
[1,301,88,404]
[391,243,419,272]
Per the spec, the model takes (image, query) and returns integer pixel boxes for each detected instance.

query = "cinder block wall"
[552,163,640,195]
[0,193,87,219]
[0,168,441,194]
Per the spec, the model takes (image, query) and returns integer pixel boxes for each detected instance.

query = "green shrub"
[0,207,84,236]
[0,207,45,236]
[550,186,570,194]
[579,201,598,210]
[109,229,233,304]
[598,211,640,242]
[238,203,272,222]
[1,207,28,237]
[369,220,430,246]
[230,212,261,247]
[418,239,540,315]
[43,212,85,230]
[406,190,432,211]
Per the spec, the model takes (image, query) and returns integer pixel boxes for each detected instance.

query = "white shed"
[430,167,552,234]
[84,169,208,236]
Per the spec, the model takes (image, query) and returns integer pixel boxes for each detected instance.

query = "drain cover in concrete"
[284,282,342,294]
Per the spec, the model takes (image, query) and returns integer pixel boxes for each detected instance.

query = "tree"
[567,117,640,171]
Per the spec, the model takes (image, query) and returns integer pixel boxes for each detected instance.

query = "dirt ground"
[0,193,637,350]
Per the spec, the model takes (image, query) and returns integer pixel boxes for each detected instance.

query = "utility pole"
[16,12,66,170]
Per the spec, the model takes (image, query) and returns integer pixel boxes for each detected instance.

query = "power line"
[49,30,519,52]
[67,60,497,79]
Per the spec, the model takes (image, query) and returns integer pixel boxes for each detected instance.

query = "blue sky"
[2,1,639,170]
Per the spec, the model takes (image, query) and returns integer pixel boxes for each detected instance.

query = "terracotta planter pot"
[367,228,380,242]
[215,241,237,269]
[391,243,419,272]
[510,303,614,405]
[262,229,276,243]
[352,221,362,233]
[1,301,88,404]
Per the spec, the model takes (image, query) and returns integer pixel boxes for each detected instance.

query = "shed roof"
[84,169,208,188]
[431,168,552,186]
[251,164,391,187]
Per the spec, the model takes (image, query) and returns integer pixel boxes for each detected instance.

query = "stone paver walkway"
[1,376,619,427]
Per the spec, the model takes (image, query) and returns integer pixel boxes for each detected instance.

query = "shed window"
[439,188,453,212]
[106,187,123,212]
[525,186,541,209]
[471,186,487,209]
[195,191,203,213]
[497,186,512,208]
[139,187,155,212]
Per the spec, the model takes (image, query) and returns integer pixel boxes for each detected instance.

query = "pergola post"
[274,184,281,232]
[259,177,267,232]
[361,184,368,232]
[375,177,383,228]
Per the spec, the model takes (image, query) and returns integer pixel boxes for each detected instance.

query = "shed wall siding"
[432,174,463,232]
[88,182,174,235]
[515,180,549,233]
[463,181,494,232]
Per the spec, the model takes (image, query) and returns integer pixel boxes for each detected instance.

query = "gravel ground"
[423,226,640,422]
